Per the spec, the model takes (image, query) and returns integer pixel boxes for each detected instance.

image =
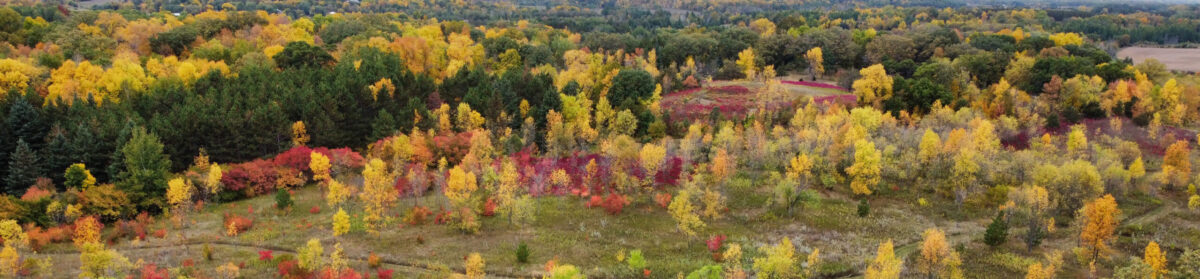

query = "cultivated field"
[1117,47,1200,72]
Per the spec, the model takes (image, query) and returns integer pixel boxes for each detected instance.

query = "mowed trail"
[1117,47,1200,72]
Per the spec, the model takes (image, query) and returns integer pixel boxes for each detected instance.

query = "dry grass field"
[1117,47,1200,72]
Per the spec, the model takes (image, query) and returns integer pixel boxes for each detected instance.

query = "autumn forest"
[1,0,1200,278]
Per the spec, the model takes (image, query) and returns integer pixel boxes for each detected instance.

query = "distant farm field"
[1117,47,1200,72]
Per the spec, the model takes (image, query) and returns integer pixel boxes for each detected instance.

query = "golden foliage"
[332,208,350,236]
[752,237,796,278]
[292,121,310,147]
[310,152,332,181]
[1079,194,1120,262]
[847,139,881,196]
[865,239,902,279]
[668,189,704,237]
[852,64,893,108]
[446,166,479,209]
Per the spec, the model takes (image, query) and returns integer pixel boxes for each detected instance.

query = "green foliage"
[275,188,293,210]
[64,163,95,190]
[516,242,530,264]
[857,199,870,217]
[685,265,723,279]
[203,243,213,261]
[608,69,655,110]
[1178,249,1200,278]
[1112,258,1153,279]
[5,140,39,195]
[984,211,1009,247]
[273,41,334,69]
[627,249,646,271]
[116,128,171,212]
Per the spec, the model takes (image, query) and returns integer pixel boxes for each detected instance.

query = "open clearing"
[1117,47,1200,72]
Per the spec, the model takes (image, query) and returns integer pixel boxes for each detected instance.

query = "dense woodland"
[0,0,1199,278]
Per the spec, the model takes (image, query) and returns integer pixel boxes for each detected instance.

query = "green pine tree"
[5,139,41,195]
[275,187,294,210]
[984,211,1009,247]
[857,198,870,217]
[117,127,171,212]
[370,109,397,141]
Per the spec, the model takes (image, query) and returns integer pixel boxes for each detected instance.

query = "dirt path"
[1123,198,1178,228]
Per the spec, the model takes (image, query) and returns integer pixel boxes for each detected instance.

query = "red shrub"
[433,208,452,225]
[377,269,394,279]
[309,206,321,214]
[222,159,279,196]
[277,260,306,278]
[653,157,683,186]
[654,192,672,208]
[601,193,628,215]
[25,225,70,251]
[706,235,726,253]
[153,229,166,239]
[323,147,364,170]
[585,195,603,208]
[222,213,254,236]
[273,146,314,172]
[481,198,496,217]
[137,263,169,279]
[430,132,472,165]
[259,250,274,261]
[319,268,363,279]
[20,184,53,201]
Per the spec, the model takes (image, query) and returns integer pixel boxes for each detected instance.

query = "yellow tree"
[804,47,824,80]
[369,78,395,101]
[737,48,758,80]
[205,163,223,197]
[950,148,979,205]
[75,216,130,278]
[1144,241,1167,278]
[435,104,453,133]
[752,237,796,278]
[446,166,479,209]
[292,121,309,147]
[456,103,486,132]
[326,179,350,208]
[1024,263,1053,279]
[865,239,902,279]
[465,252,485,279]
[639,142,666,185]
[0,243,16,277]
[805,248,821,278]
[166,177,192,209]
[0,59,39,96]
[710,148,734,187]
[1079,194,1120,263]
[852,64,893,108]
[918,129,942,164]
[847,139,881,196]
[787,153,813,184]
[332,208,350,236]
[668,189,705,238]
[310,152,332,181]
[918,228,962,279]
[297,238,323,271]
[749,18,777,37]
[495,159,521,224]
[1162,140,1191,187]
[1129,157,1146,182]
[1066,125,1088,156]
[359,158,397,231]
